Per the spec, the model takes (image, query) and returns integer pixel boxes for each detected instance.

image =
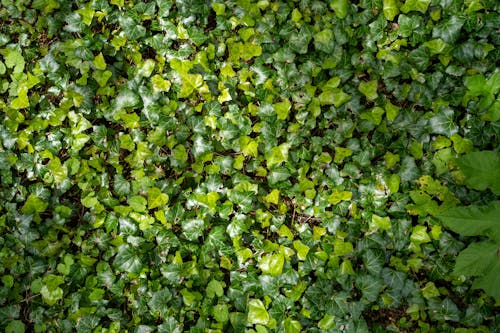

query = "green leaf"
[330,0,349,19]
[113,244,143,274]
[41,275,64,306]
[47,157,68,184]
[429,107,459,136]
[314,29,334,53]
[333,239,354,256]
[327,190,352,205]
[472,262,500,301]
[318,314,335,330]
[438,201,500,243]
[93,52,106,70]
[383,0,399,20]
[1,48,25,73]
[113,88,141,112]
[128,195,147,213]
[207,279,225,298]
[318,89,351,107]
[400,0,430,14]
[274,99,291,121]
[293,240,310,261]
[148,187,169,209]
[371,215,391,231]
[5,320,25,333]
[421,282,440,299]
[359,80,378,100]
[258,253,285,276]
[266,143,290,168]
[453,242,498,277]
[410,225,431,245]
[213,304,229,323]
[21,194,48,214]
[432,16,465,43]
[247,299,270,325]
[361,107,385,125]
[456,152,500,195]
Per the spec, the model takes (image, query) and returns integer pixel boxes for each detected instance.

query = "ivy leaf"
[258,253,285,276]
[128,195,147,213]
[148,187,169,209]
[1,48,25,73]
[21,194,48,215]
[432,16,465,43]
[5,320,25,333]
[266,143,291,168]
[383,0,400,20]
[247,299,270,325]
[113,244,143,274]
[359,80,378,100]
[93,53,106,70]
[400,0,430,14]
[330,0,349,19]
[429,107,459,136]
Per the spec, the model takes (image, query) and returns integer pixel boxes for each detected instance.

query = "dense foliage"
[0,0,499,332]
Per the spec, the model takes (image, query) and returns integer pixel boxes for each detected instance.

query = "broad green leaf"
[274,99,291,120]
[400,0,430,14]
[10,88,29,109]
[113,174,131,196]
[438,201,500,242]
[453,242,498,277]
[114,89,141,110]
[472,262,500,301]
[258,253,285,276]
[92,70,112,87]
[41,275,64,306]
[284,318,302,333]
[138,59,155,77]
[456,152,500,195]
[148,187,169,209]
[356,275,383,302]
[247,299,270,325]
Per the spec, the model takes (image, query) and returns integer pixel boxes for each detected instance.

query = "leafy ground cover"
[0,0,499,332]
